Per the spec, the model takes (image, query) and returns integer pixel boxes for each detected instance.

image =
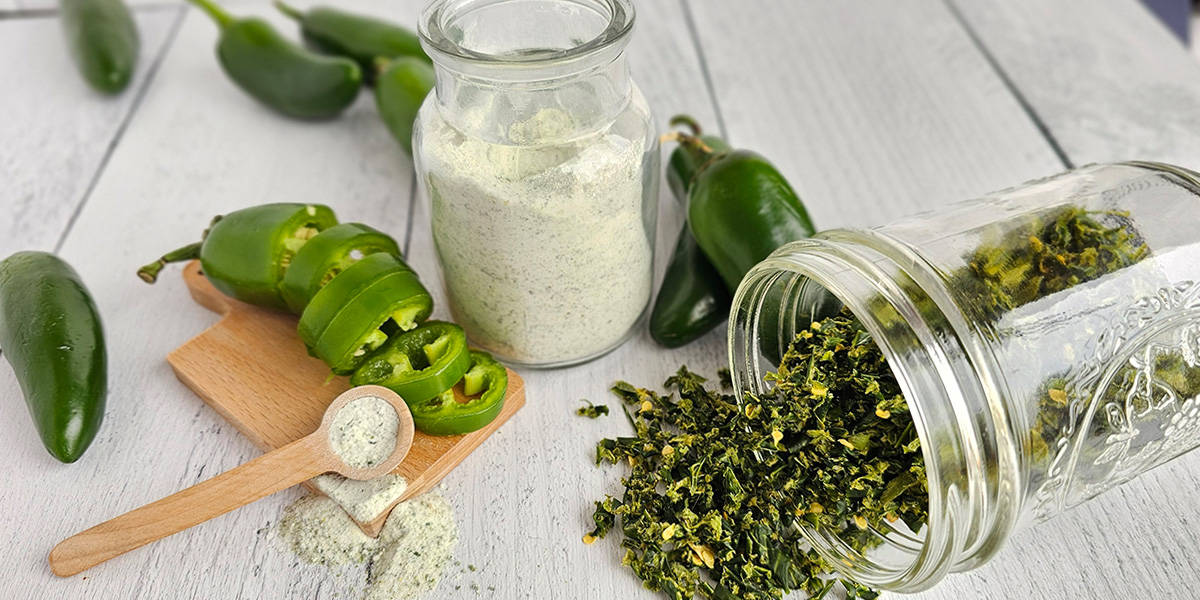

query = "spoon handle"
[49,434,330,577]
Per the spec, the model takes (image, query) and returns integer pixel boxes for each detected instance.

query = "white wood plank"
[0,9,179,257]
[0,1,420,598]
[15,0,257,11]
[689,0,1066,230]
[953,0,1200,167]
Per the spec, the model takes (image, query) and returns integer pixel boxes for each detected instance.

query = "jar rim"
[727,233,1021,592]
[419,0,635,69]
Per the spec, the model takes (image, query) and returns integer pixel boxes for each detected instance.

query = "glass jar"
[413,0,658,368]
[728,162,1200,591]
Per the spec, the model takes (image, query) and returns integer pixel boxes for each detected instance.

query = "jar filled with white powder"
[415,0,658,367]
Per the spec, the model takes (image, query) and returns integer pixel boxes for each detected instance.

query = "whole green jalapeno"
[60,0,140,94]
[649,116,733,348]
[274,1,429,83]
[0,252,107,463]
[684,136,816,291]
[186,0,362,120]
[279,222,402,313]
[374,57,435,155]
[138,203,338,312]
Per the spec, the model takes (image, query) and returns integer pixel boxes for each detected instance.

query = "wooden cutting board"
[167,261,525,537]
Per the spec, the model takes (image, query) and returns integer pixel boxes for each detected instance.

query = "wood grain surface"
[1,0,1199,598]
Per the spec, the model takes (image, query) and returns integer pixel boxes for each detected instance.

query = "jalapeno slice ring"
[350,321,471,404]
[409,350,507,436]
[280,222,402,313]
[298,252,432,374]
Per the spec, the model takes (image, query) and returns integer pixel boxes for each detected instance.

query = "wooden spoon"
[48,385,415,577]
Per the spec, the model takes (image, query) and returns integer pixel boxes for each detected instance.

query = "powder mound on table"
[277,492,459,600]
[278,495,376,567]
[312,473,409,523]
[330,395,398,469]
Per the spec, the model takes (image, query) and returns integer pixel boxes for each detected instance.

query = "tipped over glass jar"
[729,162,1200,591]
[414,0,658,368]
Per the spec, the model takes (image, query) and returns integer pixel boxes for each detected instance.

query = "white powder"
[277,492,459,599]
[312,473,408,523]
[422,106,653,365]
[278,495,377,568]
[330,396,398,469]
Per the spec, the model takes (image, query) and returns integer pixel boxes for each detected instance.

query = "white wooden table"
[3,1,1200,598]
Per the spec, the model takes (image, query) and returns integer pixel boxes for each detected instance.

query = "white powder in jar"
[330,396,398,469]
[422,107,653,364]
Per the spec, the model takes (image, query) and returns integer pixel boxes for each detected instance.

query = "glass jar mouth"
[728,233,1022,592]
[419,0,635,70]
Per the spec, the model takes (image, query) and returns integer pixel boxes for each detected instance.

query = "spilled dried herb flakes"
[577,400,610,419]
[587,310,924,600]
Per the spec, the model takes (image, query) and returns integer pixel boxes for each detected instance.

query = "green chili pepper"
[649,116,732,348]
[138,203,338,312]
[684,135,816,291]
[274,1,429,83]
[299,252,432,375]
[186,0,362,120]
[409,350,506,436]
[374,57,435,155]
[279,222,401,313]
[350,321,471,405]
[0,252,107,463]
[60,0,139,94]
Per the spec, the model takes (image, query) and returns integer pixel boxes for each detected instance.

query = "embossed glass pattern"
[728,162,1200,591]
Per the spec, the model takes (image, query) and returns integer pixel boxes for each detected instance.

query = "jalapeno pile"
[140,202,506,436]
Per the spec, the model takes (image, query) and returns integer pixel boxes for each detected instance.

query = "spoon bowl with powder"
[49,385,414,577]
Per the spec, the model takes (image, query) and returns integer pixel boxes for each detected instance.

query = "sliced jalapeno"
[280,222,402,313]
[299,252,432,374]
[138,203,337,311]
[410,350,506,436]
[350,321,470,404]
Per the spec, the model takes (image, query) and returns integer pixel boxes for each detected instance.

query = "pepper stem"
[374,56,392,78]
[273,0,304,21]
[668,114,703,136]
[137,242,202,284]
[186,0,235,28]
[659,131,714,155]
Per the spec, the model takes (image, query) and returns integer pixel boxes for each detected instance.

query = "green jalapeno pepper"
[374,57,434,155]
[139,203,337,312]
[60,0,140,94]
[684,135,816,291]
[350,320,470,405]
[299,252,432,375]
[187,0,362,120]
[409,350,506,436]
[0,252,107,463]
[280,222,401,313]
[650,116,733,348]
[274,1,429,83]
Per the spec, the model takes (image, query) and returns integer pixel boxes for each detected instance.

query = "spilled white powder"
[277,492,459,599]
[312,473,408,523]
[330,396,398,469]
[422,106,653,365]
